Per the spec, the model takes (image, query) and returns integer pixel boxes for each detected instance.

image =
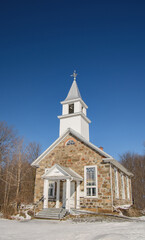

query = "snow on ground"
[0,218,145,240]
[11,211,31,221]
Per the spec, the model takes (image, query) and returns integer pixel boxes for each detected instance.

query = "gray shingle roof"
[65,80,82,101]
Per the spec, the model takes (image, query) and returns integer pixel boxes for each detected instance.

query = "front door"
[62,181,75,208]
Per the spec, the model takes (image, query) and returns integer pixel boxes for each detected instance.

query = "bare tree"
[0,121,18,164]
[0,121,41,215]
[120,152,145,209]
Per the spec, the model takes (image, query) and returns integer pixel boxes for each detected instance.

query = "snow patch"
[114,204,131,210]
[12,210,31,221]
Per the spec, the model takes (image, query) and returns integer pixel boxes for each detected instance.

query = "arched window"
[65,139,75,146]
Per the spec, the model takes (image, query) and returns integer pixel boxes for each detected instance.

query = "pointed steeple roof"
[65,80,82,101]
[64,71,82,101]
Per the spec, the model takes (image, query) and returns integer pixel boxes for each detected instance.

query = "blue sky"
[0,0,145,160]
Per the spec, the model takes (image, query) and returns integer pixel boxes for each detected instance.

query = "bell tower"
[58,71,91,141]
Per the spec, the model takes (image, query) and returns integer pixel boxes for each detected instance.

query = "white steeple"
[58,71,91,141]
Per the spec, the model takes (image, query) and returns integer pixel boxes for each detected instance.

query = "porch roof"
[42,164,83,181]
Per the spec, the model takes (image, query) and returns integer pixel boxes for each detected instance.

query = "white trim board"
[31,128,111,167]
[31,128,133,177]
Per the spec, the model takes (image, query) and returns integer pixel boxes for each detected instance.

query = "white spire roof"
[64,71,82,101]
[65,80,82,101]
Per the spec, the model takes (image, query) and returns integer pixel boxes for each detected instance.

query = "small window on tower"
[69,104,74,114]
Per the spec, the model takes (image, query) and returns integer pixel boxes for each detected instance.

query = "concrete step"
[36,216,60,219]
[39,208,64,212]
[35,208,67,220]
[37,211,66,215]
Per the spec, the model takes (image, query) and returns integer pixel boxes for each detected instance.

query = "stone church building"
[31,71,133,216]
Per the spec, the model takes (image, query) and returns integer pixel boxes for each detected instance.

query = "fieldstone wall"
[80,163,112,212]
[33,134,131,212]
[111,166,132,206]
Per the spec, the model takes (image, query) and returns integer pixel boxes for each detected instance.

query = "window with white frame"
[45,168,55,198]
[114,168,119,198]
[84,166,98,197]
[126,176,130,199]
[48,182,55,198]
[121,174,125,199]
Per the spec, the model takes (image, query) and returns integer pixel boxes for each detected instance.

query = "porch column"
[43,179,49,208]
[66,179,70,211]
[76,181,80,209]
[56,180,60,208]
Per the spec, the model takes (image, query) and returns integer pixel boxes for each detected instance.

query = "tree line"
[0,121,144,216]
[0,121,40,216]
[120,151,145,209]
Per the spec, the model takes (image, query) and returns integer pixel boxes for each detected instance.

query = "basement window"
[84,166,98,197]
[69,104,74,114]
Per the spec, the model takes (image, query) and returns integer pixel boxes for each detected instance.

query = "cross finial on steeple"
[71,70,77,81]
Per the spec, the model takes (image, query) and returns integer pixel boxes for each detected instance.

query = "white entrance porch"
[42,164,83,212]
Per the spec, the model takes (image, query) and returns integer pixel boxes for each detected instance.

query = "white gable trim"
[31,128,112,167]
[42,164,69,178]
[31,128,133,178]
[31,130,70,167]
[42,164,83,181]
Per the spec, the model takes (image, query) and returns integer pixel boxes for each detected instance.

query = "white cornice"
[60,98,88,109]
[58,111,91,124]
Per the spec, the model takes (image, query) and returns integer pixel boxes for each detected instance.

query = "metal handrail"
[34,196,44,216]
[59,208,64,219]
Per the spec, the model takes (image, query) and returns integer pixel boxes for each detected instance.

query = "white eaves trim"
[31,128,112,167]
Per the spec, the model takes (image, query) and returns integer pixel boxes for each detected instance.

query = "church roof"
[64,79,82,101]
[31,128,133,177]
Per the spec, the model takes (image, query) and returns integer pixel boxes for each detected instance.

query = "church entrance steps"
[35,208,67,220]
